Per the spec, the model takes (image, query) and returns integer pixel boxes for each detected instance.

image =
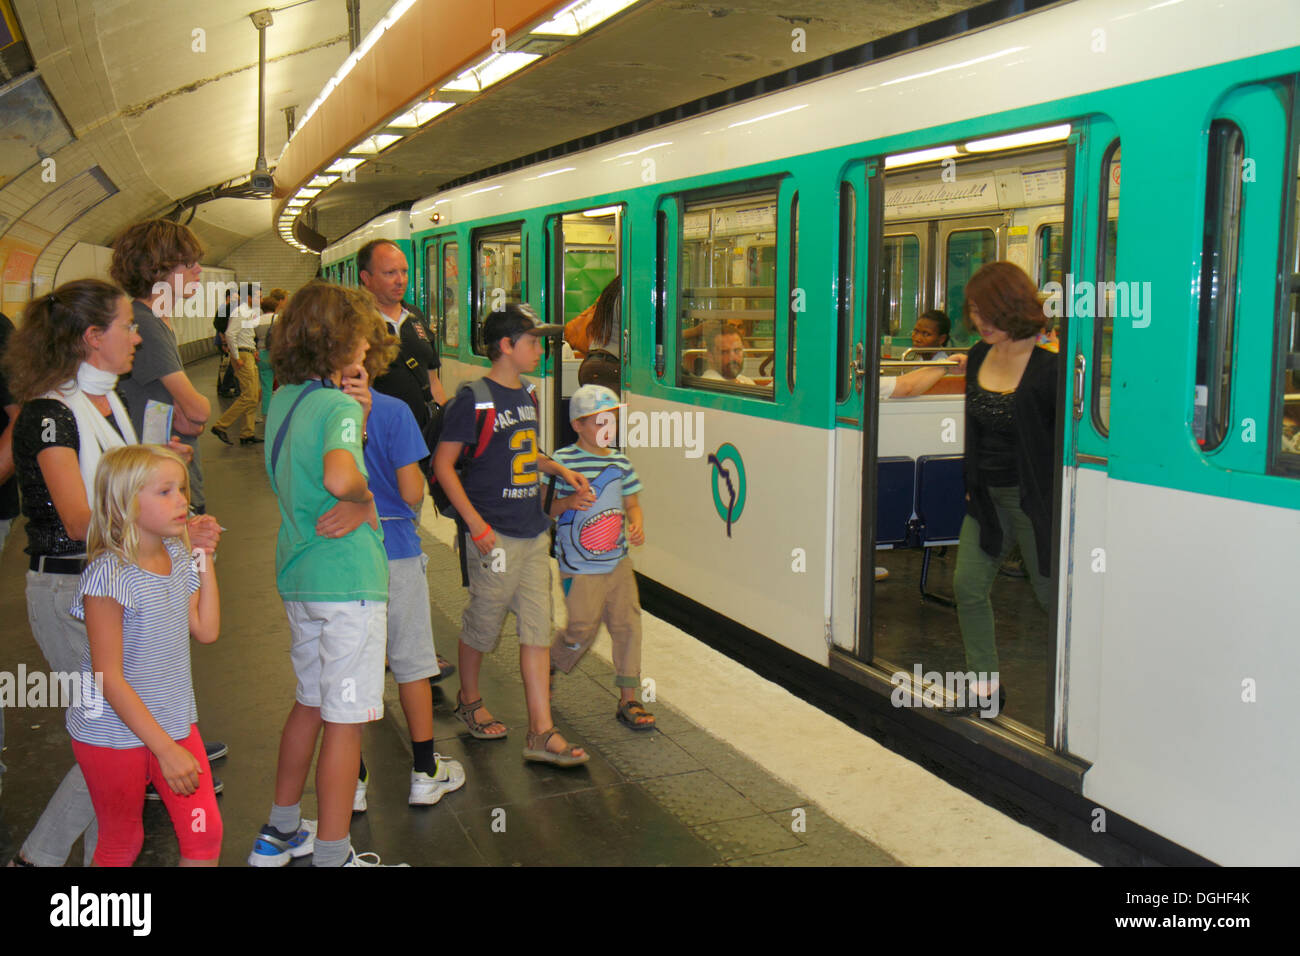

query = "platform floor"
[0,357,1086,867]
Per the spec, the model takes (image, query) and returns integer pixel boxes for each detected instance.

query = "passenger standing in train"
[254,288,287,423]
[3,280,220,867]
[950,262,1056,714]
[113,220,214,514]
[433,304,593,766]
[68,445,223,867]
[210,285,264,446]
[357,238,455,679]
[547,385,654,730]
[251,282,398,867]
[566,275,623,389]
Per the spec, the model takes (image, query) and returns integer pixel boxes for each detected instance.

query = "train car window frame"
[441,238,461,350]
[788,191,799,391]
[1193,120,1245,451]
[1093,139,1120,436]
[547,204,624,349]
[676,184,779,399]
[471,222,525,357]
[1273,82,1300,476]
[837,181,856,403]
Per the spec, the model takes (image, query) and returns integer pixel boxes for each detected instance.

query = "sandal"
[523,728,589,768]
[616,699,656,731]
[454,693,508,740]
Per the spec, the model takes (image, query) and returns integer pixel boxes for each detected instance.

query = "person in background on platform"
[210,284,263,446]
[251,281,400,867]
[947,262,1057,717]
[547,385,654,730]
[255,288,288,424]
[433,304,592,767]
[347,310,465,812]
[113,219,214,515]
[3,280,220,867]
[69,445,223,867]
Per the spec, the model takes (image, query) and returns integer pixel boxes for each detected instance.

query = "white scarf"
[42,362,138,497]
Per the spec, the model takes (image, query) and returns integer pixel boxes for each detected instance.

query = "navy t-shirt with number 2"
[438,377,548,539]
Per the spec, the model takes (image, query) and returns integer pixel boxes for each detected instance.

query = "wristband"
[472,525,492,542]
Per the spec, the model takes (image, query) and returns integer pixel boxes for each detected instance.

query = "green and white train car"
[335,0,1300,864]
[320,210,413,289]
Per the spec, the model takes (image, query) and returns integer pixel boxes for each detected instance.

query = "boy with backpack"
[431,304,593,767]
[547,385,654,730]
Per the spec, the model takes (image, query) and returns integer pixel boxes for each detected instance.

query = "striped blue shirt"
[551,445,642,575]
[66,538,200,748]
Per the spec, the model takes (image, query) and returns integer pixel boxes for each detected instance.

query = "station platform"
[0,357,1086,868]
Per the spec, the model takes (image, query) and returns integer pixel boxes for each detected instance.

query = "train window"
[1275,139,1300,471]
[1036,223,1065,288]
[472,225,523,356]
[880,234,920,339]
[836,182,855,403]
[944,228,997,335]
[1095,141,1120,434]
[442,241,461,349]
[1193,121,1244,450]
[788,192,798,391]
[678,189,777,396]
[553,207,621,356]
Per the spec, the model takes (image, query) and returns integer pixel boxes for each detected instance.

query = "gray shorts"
[460,530,553,653]
[284,599,386,723]
[386,553,440,683]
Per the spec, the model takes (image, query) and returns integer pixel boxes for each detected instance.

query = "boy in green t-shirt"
[249,282,399,868]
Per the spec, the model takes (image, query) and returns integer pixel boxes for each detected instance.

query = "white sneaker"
[343,850,409,867]
[409,755,466,806]
[353,770,368,813]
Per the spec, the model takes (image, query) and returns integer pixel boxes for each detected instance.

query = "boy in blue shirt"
[433,304,594,766]
[548,385,654,730]
[358,324,465,808]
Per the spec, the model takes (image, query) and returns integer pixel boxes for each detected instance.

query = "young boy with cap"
[432,303,594,766]
[548,385,654,729]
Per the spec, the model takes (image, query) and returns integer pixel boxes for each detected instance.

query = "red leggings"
[72,724,223,866]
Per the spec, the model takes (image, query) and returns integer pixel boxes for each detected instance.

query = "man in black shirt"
[359,239,446,425]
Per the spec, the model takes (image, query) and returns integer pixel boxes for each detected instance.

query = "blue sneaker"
[247,819,317,867]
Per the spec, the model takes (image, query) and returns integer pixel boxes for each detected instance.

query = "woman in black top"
[951,263,1057,713]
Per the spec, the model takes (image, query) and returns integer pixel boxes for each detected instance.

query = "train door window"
[788,192,798,390]
[553,206,621,354]
[1276,122,1300,471]
[836,183,855,402]
[472,225,523,355]
[442,241,461,349]
[880,233,921,342]
[1095,142,1120,433]
[679,188,777,396]
[943,228,997,342]
[1193,121,1245,450]
[1036,223,1065,288]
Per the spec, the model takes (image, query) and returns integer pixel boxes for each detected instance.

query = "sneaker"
[247,819,317,867]
[428,655,456,683]
[874,566,890,581]
[408,755,466,806]
[353,769,369,813]
[343,850,409,867]
[204,740,228,762]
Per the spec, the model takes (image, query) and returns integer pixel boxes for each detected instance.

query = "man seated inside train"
[910,309,952,359]
[701,326,756,386]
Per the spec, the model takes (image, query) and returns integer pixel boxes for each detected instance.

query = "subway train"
[321,0,1300,865]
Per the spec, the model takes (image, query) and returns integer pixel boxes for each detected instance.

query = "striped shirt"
[551,445,642,575]
[66,538,200,748]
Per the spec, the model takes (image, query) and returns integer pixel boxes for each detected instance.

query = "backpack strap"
[269,380,326,494]
[467,377,496,459]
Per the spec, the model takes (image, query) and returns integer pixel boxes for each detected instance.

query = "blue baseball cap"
[569,384,623,423]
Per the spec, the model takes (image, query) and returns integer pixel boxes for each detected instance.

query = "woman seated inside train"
[910,309,953,360]
[947,261,1058,715]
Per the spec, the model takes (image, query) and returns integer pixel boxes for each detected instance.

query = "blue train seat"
[915,454,966,605]
[875,456,916,547]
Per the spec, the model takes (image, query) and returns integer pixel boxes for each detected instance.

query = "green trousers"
[953,485,1052,676]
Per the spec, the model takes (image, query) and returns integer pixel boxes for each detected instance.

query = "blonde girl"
[67,444,222,866]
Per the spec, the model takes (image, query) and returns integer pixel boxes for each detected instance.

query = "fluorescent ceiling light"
[388,101,455,128]
[885,145,959,169]
[964,123,1071,152]
[582,206,620,217]
[350,134,402,155]
[308,175,339,189]
[532,0,639,36]
[440,51,540,93]
[286,200,308,209]
[295,187,322,199]
[326,157,365,174]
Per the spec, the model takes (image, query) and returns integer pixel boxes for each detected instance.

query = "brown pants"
[214,350,261,438]
[551,557,642,689]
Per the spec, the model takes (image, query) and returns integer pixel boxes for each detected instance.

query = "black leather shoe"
[240,435,264,445]
[211,426,232,445]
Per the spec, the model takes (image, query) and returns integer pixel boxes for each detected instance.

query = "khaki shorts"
[460,531,553,653]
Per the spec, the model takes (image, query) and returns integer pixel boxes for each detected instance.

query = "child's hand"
[562,467,591,497]
[627,517,645,546]
[187,514,221,555]
[566,488,596,511]
[467,520,495,555]
[158,742,202,796]
[167,438,194,464]
[317,494,377,537]
[341,364,371,422]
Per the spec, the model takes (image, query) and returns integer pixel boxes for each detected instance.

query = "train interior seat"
[875,456,916,546]
[915,454,966,605]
